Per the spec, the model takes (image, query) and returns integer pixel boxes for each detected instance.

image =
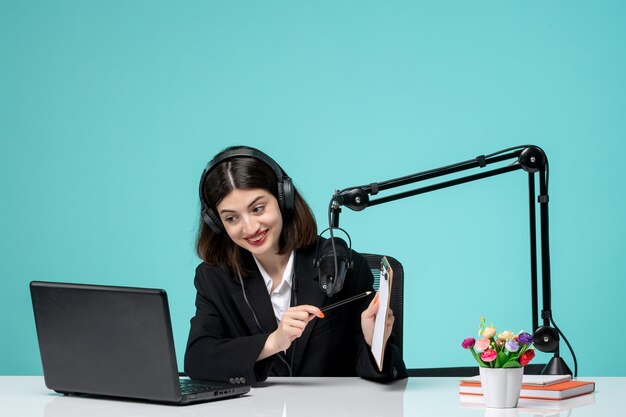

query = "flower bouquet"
[461,317,536,408]
[462,317,536,368]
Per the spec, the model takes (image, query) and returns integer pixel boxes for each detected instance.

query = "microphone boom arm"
[333,148,541,211]
[331,145,567,374]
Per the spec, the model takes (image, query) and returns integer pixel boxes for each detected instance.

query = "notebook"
[460,374,572,386]
[30,281,250,405]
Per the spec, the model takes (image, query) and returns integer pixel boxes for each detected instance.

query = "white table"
[0,376,620,416]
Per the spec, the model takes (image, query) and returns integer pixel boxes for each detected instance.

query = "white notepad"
[460,374,572,386]
[370,257,393,372]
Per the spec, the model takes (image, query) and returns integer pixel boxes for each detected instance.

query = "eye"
[252,205,265,214]
[223,215,238,224]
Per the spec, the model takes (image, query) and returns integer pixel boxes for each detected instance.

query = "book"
[459,391,596,412]
[460,374,572,386]
[459,378,595,400]
[519,374,573,386]
[370,256,393,372]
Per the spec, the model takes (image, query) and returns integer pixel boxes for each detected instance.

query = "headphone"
[198,146,295,234]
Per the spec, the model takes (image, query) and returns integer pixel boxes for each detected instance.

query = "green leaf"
[495,351,507,368]
[503,360,522,368]
[470,349,488,367]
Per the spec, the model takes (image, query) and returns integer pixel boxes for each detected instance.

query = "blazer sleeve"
[351,252,408,382]
[356,336,408,381]
[183,265,274,384]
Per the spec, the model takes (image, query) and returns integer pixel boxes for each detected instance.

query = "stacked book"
[458,374,595,401]
[459,392,596,414]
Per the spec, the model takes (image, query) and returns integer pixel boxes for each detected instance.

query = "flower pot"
[479,367,523,408]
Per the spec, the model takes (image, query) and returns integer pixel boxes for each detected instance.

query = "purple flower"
[462,338,476,349]
[518,332,533,345]
[505,339,520,352]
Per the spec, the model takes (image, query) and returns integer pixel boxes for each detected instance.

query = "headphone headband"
[199,146,295,234]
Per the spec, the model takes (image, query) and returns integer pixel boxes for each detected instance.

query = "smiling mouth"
[245,230,267,246]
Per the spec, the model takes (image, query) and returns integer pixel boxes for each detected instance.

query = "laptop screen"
[30,281,184,402]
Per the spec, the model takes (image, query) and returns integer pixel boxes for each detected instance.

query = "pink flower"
[475,337,491,352]
[481,349,497,362]
[462,338,476,349]
[520,349,536,366]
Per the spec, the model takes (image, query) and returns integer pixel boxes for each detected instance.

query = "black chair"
[361,253,404,359]
[361,253,546,377]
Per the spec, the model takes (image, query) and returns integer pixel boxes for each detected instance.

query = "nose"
[241,215,260,236]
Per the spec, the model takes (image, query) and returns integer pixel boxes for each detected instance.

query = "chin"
[248,246,273,257]
[246,240,278,258]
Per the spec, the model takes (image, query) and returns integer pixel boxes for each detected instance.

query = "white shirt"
[253,250,295,323]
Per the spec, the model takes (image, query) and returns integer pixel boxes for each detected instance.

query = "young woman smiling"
[184,146,407,384]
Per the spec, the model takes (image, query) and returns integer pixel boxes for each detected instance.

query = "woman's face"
[216,188,283,259]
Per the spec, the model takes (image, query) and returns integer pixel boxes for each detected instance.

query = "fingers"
[362,296,395,329]
[384,310,395,344]
[361,295,396,348]
[361,291,380,319]
[279,316,307,331]
[272,318,305,352]
[386,310,395,327]
[275,305,324,345]
[288,304,324,319]
[372,291,379,305]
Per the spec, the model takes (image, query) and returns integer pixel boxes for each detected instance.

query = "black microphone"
[315,237,352,297]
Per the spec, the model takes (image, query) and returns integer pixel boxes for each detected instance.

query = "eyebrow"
[219,195,266,214]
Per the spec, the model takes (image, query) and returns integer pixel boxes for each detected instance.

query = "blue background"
[1,1,624,376]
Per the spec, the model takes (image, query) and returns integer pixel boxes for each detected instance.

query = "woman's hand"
[361,292,395,347]
[258,305,324,360]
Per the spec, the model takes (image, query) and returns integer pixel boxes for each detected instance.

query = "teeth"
[249,231,265,242]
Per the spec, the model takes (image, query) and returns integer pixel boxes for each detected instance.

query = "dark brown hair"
[196,146,317,276]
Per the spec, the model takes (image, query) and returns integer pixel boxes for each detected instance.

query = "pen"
[320,291,373,312]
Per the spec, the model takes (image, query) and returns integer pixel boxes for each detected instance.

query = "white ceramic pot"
[479,366,524,408]
[483,407,520,417]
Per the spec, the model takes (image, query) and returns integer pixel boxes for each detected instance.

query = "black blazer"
[184,239,407,384]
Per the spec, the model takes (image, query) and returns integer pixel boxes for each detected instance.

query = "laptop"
[30,281,250,405]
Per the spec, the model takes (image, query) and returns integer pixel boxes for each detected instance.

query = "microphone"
[315,237,352,297]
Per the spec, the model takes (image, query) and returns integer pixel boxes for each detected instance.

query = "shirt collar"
[253,250,295,294]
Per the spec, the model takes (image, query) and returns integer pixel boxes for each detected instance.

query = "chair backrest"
[360,253,404,359]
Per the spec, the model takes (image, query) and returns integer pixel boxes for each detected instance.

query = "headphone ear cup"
[276,182,286,213]
[281,177,295,212]
[202,208,225,234]
[533,325,560,353]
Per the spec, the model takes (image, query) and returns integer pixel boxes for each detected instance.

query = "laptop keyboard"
[179,379,220,394]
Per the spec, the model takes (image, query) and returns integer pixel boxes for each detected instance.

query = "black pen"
[320,291,373,312]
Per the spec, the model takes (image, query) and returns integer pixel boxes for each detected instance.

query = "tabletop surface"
[0,376,620,417]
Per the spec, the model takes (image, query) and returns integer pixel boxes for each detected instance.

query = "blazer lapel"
[231,270,278,335]
[291,248,327,372]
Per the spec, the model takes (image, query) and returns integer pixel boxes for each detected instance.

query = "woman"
[184,145,407,384]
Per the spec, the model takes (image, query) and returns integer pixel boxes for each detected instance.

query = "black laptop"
[30,281,250,405]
